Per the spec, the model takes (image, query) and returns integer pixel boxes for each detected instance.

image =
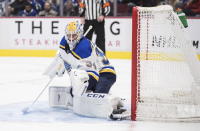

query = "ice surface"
[0,57,200,131]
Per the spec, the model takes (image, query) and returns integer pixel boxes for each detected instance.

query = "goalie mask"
[65,21,83,49]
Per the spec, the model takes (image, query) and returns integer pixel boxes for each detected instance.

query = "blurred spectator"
[0,0,5,16]
[38,1,58,16]
[29,0,45,13]
[183,0,200,16]
[127,0,138,15]
[180,0,190,4]
[175,2,188,28]
[71,0,79,14]
[63,0,77,16]
[175,2,184,10]
[49,0,79,16]
[18,2,37,16]
[8,0,30,16]
[50,0,59,12]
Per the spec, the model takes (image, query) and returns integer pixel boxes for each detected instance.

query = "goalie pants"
[87,72,116,94]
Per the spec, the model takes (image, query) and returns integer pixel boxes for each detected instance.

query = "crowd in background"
[0,0,79,16]
[0,0,199,17]
[115,0,200,16]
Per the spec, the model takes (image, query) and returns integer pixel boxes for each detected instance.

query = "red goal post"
[131,5,200,121]
[131,6,138,121]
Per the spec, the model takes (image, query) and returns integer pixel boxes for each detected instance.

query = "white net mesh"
[134,5,200,121]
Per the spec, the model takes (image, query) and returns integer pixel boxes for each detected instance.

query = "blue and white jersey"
[59,36,92,59]
[59,36,115,81]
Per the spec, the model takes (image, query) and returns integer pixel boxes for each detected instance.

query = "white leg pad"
[69,69,89,96]
[72,93,122,119]
[49,86,73,109]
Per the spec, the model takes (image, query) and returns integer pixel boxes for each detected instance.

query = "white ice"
[0,57,200,131]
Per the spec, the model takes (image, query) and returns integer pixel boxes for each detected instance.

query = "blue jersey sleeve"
[59,36,67,50]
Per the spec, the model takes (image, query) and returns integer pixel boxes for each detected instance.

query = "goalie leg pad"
[72,93,126,119]
[49,86,73,109]
[69,69,89,96]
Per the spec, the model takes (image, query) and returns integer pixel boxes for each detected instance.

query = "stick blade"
[22,107,30,115]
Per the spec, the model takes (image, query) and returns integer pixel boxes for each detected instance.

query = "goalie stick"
[21,25,93,115]
[83,25,93,37]
[22,78,54,114]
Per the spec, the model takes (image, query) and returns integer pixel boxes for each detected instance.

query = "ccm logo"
[87,93,105,98]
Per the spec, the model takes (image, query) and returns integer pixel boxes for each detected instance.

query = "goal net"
[131,5,200,121]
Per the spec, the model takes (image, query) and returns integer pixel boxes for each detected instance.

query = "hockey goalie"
[44,21,130,120]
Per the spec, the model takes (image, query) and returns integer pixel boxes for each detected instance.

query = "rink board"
[0,17,199,59]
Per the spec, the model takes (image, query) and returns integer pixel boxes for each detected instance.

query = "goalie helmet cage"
[131,5,200,122]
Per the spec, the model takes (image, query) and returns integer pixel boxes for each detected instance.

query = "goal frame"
[131,7,138,121]
[131,5,200,121]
